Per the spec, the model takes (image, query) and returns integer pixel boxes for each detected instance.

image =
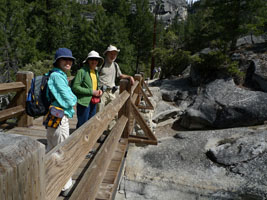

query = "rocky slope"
[115,39,267,200]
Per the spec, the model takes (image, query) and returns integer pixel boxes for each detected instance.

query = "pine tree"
[0,0,31,81]
[128,0,153,73]
[204,0,267,51]
[41,0,73,55]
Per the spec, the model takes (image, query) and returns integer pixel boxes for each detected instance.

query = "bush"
[192,50,244,85]
[20,60,53,76]
[152,48,192,78]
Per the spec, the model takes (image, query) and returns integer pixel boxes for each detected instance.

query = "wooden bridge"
[0,71,157,200]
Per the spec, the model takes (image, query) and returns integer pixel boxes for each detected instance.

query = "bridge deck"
[2,112,127,200]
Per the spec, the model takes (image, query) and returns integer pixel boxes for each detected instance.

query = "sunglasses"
[61,58,73,62]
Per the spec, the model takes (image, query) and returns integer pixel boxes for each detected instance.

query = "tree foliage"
[0,0,265,83]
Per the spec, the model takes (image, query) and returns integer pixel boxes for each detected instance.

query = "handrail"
[0,72,156,200]
[0,82,25,94]
[45,91,130,200]
[0,71,33,127]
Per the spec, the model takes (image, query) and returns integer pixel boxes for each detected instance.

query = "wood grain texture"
[16,71,34,127]
[0,133,45,200]
[0,82,25,94]
[0,105,25,122]
[131,101,157,145]
[69,115,128,200]
[44,91,129,200]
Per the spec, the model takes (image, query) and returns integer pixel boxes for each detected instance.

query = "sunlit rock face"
[149,0,188,26]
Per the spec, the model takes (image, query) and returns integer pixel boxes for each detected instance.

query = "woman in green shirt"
[72,50,103,128]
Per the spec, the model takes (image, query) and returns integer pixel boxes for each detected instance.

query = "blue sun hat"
[53,48,76,66]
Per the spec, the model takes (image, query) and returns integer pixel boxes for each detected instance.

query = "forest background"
[0,0,266,82]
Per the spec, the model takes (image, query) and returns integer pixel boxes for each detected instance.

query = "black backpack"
[26,70,56,117]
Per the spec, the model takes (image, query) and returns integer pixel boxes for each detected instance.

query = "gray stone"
[117,126,267,200]
[180,79,267,129]
[236,35,266,47]
[152,101,181,123]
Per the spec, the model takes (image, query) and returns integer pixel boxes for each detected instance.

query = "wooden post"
[134,74,142,106]
[16,71,33,127]
[0,133,45,200]
[119,79,131,138]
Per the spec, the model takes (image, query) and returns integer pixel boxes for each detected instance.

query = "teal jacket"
[72,66,99,107]
[47,68,77,118]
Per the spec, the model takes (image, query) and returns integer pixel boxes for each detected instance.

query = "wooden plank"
[104,139,128,200]
[102,171,117,184]
[128,137,157,145]
[96,139,128,200]
[119,79,132,138]
[0,105,25,122]
[142,80,153,97]
[7,127,46,138]
[131,101,157,145]
[131,93,138,105]
[96,183,113,200]
[69,115,128,200]
[44,91,129,200]
[131,80,139,94]
[139,87,154,110]
[16,71,34,127]
[0,82,25,94]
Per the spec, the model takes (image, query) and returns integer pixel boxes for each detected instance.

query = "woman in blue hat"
[46,48,77,196]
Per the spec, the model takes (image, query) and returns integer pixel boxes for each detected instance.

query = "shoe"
[60,180,76,197]
[97,135,106,143]
[85,150,96,159]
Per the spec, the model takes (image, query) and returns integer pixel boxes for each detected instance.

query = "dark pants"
[76,102,97,129]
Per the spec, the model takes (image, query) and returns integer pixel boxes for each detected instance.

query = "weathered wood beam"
[0,105,24,122]
[0,82,25,94]
[139,86,154,110]
[16,71,33,127]
[44,90,129,200]
[119,79,132,138]
[0,133,45,200]
[131,80,139,94]
[131,93,138,105]
[131,101,157,145]
[143,80,153,97]
[69,115,128,200]
[128,137,157,145]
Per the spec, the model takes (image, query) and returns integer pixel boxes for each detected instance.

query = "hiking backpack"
[26,71,55,117]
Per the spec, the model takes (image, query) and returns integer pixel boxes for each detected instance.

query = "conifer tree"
[0,0,30,81]
[128,0,153,73]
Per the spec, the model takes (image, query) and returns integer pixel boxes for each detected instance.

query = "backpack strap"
[99,61,118,78]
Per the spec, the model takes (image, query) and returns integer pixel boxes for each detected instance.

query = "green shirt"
[72,66,99,107]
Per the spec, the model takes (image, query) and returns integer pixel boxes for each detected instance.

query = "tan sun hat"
[83,50,104,66]
[103,44,120,55]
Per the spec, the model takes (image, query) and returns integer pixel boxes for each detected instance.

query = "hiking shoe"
[60,180,76,197]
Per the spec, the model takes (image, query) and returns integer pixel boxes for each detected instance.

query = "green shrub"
[152,48,192,78]
[192,50,244,84]
[20,60,53,76]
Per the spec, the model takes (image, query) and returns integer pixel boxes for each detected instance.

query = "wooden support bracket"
[129,101,157,145]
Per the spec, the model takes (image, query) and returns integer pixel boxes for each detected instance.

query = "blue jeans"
[76,102,97,129]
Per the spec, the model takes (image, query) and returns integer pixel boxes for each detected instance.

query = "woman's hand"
[93,90,102,96]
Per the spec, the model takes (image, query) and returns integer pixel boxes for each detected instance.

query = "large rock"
[116,126,267,200]
[152,101,181,123]
[149,0,187,26]
[180,79,267,129]
[236,35,266,47]
[160,77,196,102]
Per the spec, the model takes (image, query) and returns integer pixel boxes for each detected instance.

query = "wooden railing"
[0,71,33,126]
[0,72,157,200]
